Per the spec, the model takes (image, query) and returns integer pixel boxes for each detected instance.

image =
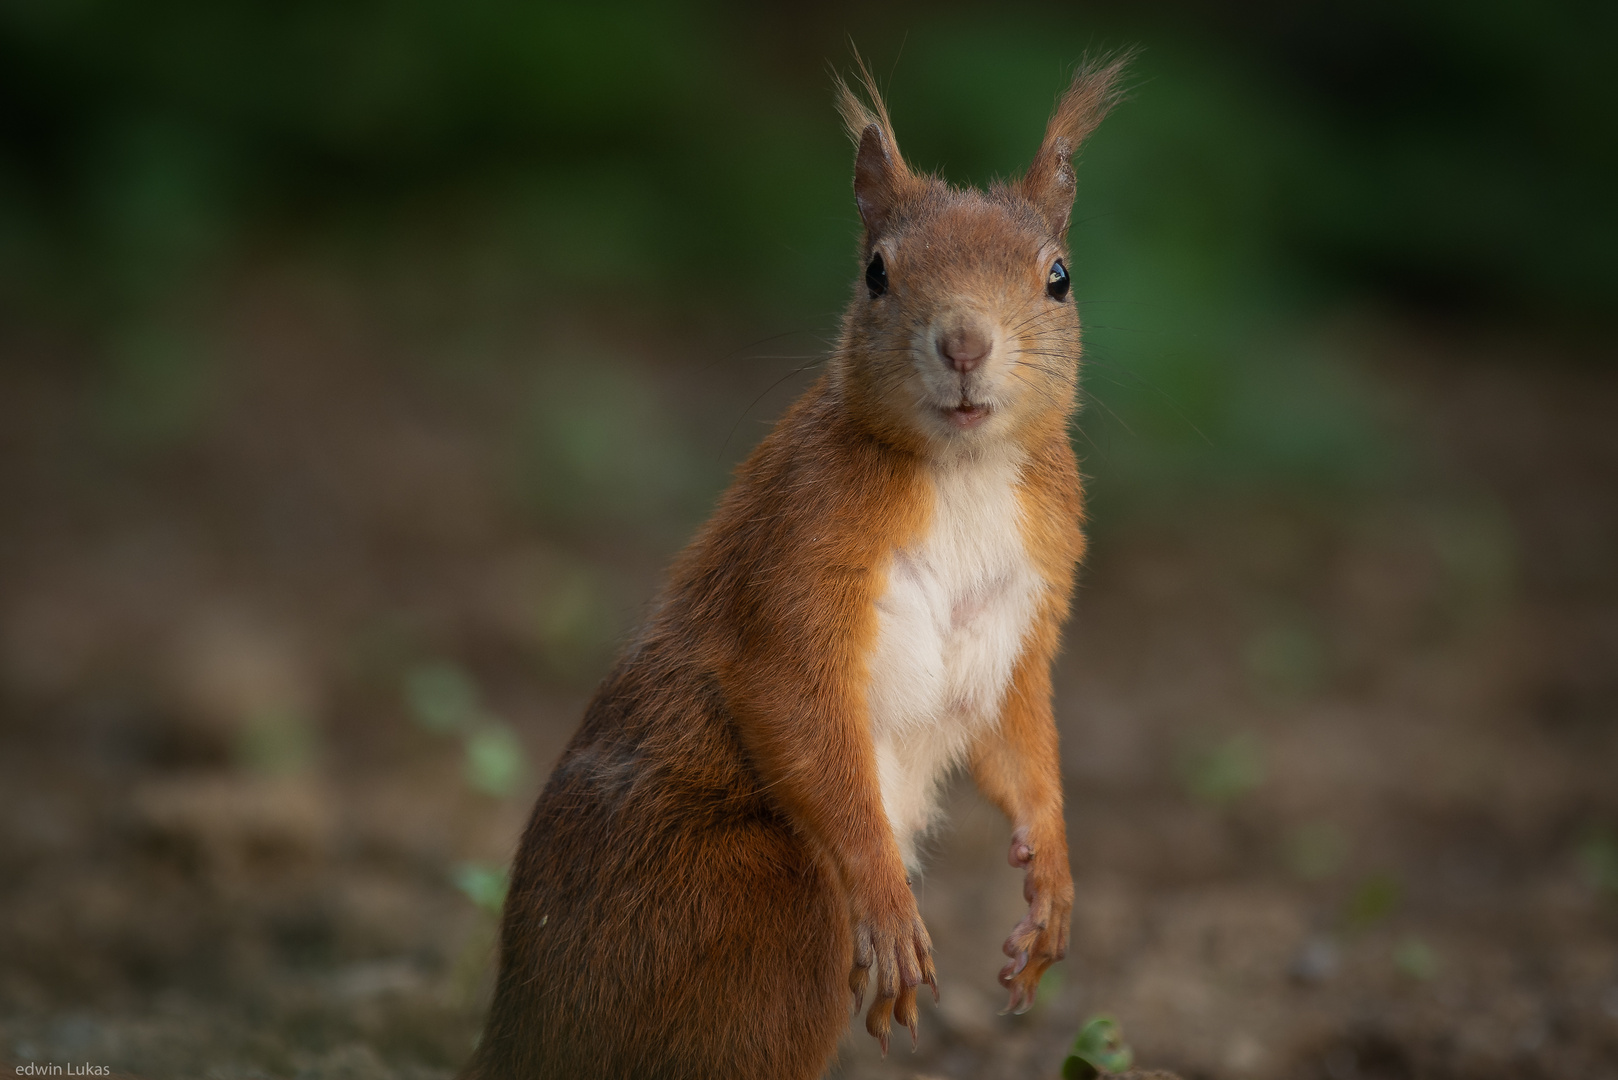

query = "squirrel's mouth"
[943,402,991,429]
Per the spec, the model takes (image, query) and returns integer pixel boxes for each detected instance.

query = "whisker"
[700,319,843,373]
[1078,383,1135,438]
[717,358,827,461]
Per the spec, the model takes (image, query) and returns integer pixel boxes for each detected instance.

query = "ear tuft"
[834,51,911,238]
[1022,51,1133,237]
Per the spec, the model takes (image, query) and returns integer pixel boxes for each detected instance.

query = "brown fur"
[464,56,1125,1080]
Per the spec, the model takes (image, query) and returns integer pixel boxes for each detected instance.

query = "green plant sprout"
[403,660,531,798]
[465,725,527,798]
[1062,1014,1134,1080]
[404,662,526,927]
[453,862,510,915]
[449,866,508,1008]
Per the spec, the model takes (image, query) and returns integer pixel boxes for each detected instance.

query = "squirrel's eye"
[1046,259,1070,301]
[866,253,888,298]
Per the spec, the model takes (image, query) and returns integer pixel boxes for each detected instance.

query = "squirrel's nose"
[937,324,992,373]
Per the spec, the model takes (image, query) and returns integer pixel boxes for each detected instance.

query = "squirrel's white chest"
[866,452,1040,868]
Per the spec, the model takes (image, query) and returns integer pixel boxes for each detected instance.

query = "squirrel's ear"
[1022,54,1130,237]
[835,56,911,239]
[853,123,905,236]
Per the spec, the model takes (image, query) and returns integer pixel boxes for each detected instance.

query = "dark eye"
[866,252,888,298]
[1046,259,1070,301]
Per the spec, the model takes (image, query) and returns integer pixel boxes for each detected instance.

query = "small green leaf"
[453,862,509,914]
[1062,1014,1133,1079]
[1061,1055,1096,1080]
[465,724,528,798]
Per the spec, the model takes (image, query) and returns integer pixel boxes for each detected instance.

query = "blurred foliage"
[1180,731,1265,804]
[234,705,320,776]
[1,0,1612,514]
[403,660,531,797]
[452,861,510,915]
[449,861,508,1007]
[405,662,481,734]
[1577,829,1618,898]
[1344,872,1402,931]
[464,724,527,798]
[1285,820,1350,881]
[1427,497,1518,625]
[1246,619,1327,699]
[515,359,725,543]
[1062,1014,1133,1080]
[96,315,215,448]
[1393,935,1438,981]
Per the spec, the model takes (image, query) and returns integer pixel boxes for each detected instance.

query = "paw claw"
[853,882,932,1054]
[995,843,1074,1022]
[894,982,920,1048]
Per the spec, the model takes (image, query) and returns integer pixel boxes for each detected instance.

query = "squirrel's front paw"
[848,886,937,1055]
[999,828,1073,1014]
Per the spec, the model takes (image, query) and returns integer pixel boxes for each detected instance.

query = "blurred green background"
[3,0,1612,519]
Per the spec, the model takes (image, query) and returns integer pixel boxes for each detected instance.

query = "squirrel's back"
[469,381,920,1079]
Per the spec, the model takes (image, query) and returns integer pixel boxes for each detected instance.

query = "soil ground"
[1,269,1615,1079]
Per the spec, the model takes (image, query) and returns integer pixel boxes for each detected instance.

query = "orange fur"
[464,56,1124,1080]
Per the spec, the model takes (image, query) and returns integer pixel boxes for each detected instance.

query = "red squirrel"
[465,56,1126,1080]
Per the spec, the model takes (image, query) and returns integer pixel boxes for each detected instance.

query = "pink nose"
[938,324,991,372]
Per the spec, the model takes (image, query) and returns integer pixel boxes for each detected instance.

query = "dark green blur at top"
[0,0,1611,510]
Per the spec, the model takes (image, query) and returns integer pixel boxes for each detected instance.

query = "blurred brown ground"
[0,261,1615,1080]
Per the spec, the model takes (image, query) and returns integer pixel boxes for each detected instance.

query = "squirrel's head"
[830,56,1127,457]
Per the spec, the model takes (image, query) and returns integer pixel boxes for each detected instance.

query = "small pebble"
[1289,936,1339,984]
